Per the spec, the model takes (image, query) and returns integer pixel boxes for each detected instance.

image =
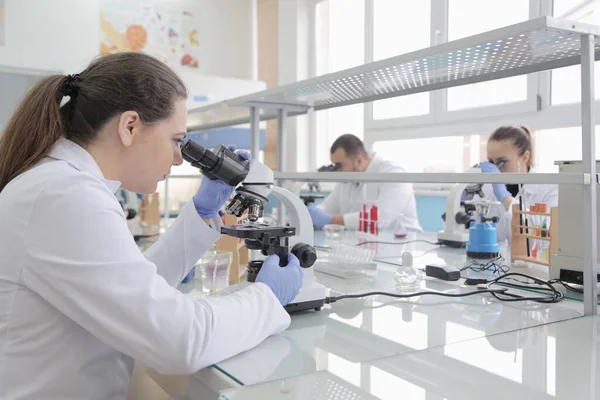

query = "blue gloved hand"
[192,146,251,218]
[256,253,304,306]
[477,161,511,202]
[308,207,332,228]
[477,161,500,174]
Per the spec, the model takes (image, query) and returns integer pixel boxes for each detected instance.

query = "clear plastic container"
[195,250,233,295]
[314,243,377,278]
[324,224,345,241]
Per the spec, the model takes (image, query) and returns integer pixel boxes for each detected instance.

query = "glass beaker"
[196,250,234,295]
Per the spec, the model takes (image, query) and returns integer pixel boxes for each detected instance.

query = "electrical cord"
[355,239,441,247]
[461,256,510,275]
[548,278,584,294]
[323,272,564,305]
[324,288,508,304]
[487,273,564,303]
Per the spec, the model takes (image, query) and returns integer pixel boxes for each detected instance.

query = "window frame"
[305,0,600,174]
[364,0,540,131]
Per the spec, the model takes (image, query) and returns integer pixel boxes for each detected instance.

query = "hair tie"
[61,74,81,97]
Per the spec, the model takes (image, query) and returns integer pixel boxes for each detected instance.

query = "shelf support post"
[581,34,598,315]
[277,108,287,225]
[250,106,260,158]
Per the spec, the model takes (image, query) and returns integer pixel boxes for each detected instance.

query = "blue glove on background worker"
[193,146,251,218]
[256,253,304,305]
[308,207,332,228]
[478,161,511,202]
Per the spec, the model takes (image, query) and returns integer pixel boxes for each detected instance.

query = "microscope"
[300,163,339,206]
[180,140,328,313]
[438,166,502,262]
[437,166,485,248]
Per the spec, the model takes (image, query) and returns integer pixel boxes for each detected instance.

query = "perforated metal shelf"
[187,16,600,132]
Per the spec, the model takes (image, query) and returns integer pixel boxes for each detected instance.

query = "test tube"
[372,205,379,236]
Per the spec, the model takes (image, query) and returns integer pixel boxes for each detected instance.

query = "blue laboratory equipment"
[464,200,505,280]
[466,220,500,259]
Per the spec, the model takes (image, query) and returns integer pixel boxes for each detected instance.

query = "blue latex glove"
[193,146,251,218]
[308,207,332,228]
[256,253,304,306]
[477,162,511,202]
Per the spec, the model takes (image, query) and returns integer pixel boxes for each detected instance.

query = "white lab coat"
[477,168,558,243]
[318,155,422,232]
[0,138,290,400]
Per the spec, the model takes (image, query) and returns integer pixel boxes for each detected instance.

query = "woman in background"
[475,125,558,243]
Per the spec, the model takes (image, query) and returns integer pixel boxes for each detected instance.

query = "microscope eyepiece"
[180,141,250,186]
[180,140,220,170]
[318,163,341,172]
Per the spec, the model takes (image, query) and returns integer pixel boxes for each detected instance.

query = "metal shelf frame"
[183,16,600,315]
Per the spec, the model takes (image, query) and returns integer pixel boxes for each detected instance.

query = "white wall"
[0,70,44,131]
[0,0,254,79]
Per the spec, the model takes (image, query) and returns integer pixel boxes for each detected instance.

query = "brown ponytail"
[489,125,534,170]
[520,126,534,169]
[0,75,67,191]
[0,52,187,192]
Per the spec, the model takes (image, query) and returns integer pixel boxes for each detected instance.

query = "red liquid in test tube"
[371,205,379,236]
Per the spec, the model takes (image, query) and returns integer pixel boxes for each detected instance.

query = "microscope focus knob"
[291,243,317,268]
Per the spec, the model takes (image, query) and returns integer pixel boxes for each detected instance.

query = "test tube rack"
[510,204,558,267]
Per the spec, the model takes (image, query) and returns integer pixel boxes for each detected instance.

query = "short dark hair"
[330,134,368,158]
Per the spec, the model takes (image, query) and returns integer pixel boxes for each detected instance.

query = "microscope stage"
[221,224,296,239]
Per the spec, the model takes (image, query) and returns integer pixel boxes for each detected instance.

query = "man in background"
[308,134,421,232]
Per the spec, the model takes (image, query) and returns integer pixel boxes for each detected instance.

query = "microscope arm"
[271,186,314,247]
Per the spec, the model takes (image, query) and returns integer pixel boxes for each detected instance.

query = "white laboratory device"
[550,160,600,284]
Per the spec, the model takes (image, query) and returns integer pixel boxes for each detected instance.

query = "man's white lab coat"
[0,139,290,399]
[317,155,422,232]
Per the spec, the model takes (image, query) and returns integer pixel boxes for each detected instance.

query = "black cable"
[461,256,510,275]
[325,288,508,304]
[324,272,564,306]
[548,278,584,294]
[355,239,441,247]
[487,272,564,303]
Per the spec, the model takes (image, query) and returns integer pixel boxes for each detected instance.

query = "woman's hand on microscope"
[192,146,251,218]
[477,161,511,202]
[256,253,304,306]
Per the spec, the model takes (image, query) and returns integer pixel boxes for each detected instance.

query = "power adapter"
[425,264,461,281]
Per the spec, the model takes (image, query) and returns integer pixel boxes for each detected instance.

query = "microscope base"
[437,239,467,248]
[284,282,328,313]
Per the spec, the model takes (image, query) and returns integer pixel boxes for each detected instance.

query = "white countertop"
[155,229,591,400]
[140,227,596,399]
[219,314,600,399]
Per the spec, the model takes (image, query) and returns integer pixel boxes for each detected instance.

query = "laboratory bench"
[128,229,600,399]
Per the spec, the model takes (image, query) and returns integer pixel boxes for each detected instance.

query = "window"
[446,0,529,110]
[316,0,365,75]
[534,126,600,172]
[371,0,431,119]
[373,135,484,173]
[315,0,365,167]
[551,1,600,105]
[553,0,589,19]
